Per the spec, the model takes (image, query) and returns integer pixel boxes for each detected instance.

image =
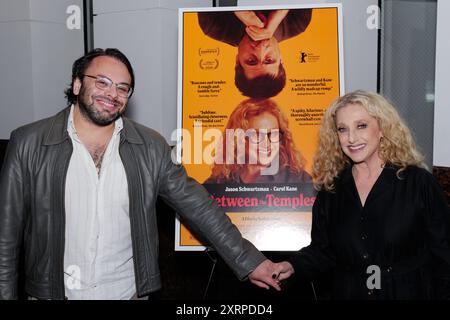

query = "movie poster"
[175,4,344,251]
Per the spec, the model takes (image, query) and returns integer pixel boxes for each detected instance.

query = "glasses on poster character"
[83,74,133,98]
[248,129,282,144]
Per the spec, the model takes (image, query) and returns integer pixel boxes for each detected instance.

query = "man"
[198,9,312,98]
[0,48,283,300]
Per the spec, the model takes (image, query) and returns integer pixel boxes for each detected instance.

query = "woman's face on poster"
[246,111,280,169]
[237,34,281,80]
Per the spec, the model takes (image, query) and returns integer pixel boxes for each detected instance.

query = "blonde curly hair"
[313,90,426,191]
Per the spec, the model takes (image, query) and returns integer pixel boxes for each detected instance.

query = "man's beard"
[77,85,125,126]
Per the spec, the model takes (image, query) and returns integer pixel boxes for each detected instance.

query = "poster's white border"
[175,3,345,251]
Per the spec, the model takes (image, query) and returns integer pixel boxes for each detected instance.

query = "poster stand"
[202,247,218,299]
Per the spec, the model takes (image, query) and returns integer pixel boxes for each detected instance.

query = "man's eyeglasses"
[248,129,281,144]
[83,74,133,98]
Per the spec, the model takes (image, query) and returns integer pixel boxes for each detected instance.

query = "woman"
[205,99,312,184]
[275,90,450,299]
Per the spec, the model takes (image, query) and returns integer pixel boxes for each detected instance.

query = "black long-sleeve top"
[290,165,450,299]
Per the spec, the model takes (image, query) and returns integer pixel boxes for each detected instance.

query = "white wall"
[29,0,84,120]
[0,0,84,139]
[433,0,450,167]
[0,0,34,138]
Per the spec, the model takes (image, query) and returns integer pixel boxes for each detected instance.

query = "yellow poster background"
[178,6,343,249]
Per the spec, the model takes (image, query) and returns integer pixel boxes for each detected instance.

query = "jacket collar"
[120,117,144,144]
[43,107,144,145]
[43,107,71,146]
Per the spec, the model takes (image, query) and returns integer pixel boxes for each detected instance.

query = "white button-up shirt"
[63,105,135,300]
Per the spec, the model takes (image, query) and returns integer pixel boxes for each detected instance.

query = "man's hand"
[248,259,294,291]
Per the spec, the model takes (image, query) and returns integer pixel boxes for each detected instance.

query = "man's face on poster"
[237,34,281,80]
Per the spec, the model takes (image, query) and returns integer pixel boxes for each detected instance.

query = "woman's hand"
[272,261,295,282]
[234,11,264,28]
